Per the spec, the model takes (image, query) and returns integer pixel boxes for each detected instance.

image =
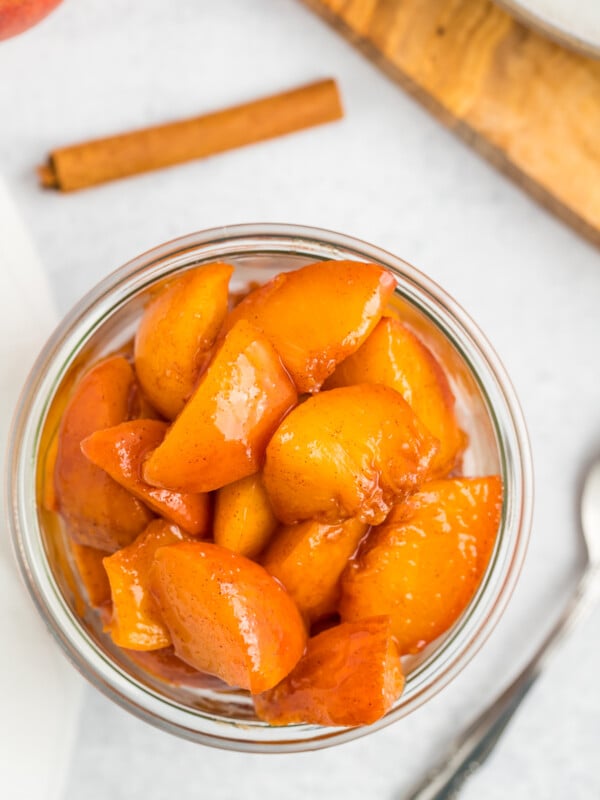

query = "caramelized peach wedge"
[214,473,278,559]
[68,542,111,610]
[325,317,467,477]
[103,519,189,651]
[150,542,307,693]
[134,262,233,419]
[262,517,368,624]
[254,617,404,726]
[143,319,297,493]
[54,356,154,552]
[339,477,503,654]
[263,383,438,525]
[81,419,211,536]
[223,260,396,392]
[49,259,503,728]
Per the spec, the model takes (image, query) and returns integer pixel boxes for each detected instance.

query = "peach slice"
[103,519,188,651]
[124,647,228,690]
[253,617,404,726]
[54,356,154,552]
[339,477,503,654]
[326,317,466,476]
[214,473,278,559]
[81,419,211,536]
[263,383,438,525]
[134,263,233,419]
[262,517,368,623]
[69,542,111,609]
[149,541,307,692]
[223,260,396,392]
[143,320,297,493]
[0,0,64,42]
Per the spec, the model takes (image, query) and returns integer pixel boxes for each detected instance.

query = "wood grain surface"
[302,0,600,247]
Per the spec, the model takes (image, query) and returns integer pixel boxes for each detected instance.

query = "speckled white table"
[1,1,599,798]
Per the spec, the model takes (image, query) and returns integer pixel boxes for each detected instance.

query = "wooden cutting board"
[302,0,600,247]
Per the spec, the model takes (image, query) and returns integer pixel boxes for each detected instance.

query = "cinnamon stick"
[38,79,343,192]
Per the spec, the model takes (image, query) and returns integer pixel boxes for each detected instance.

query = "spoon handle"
[406,567,600,800]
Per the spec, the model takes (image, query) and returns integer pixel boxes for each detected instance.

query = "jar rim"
[6,223,533,751]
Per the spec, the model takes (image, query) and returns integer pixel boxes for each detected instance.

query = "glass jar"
[7,224,533,751]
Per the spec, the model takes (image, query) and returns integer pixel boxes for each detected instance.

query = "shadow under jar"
[7,224,533,752]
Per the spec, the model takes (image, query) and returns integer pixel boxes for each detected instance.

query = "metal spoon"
[406,459,600,800]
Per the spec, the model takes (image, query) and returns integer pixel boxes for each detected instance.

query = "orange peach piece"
[149,541,307,692]
[81,419,211,536]
[134,263,234,419]
[262,517,368,623]
[253,617,404,726]
[143,320,297,493]
[263,383,438,526]
[339,477,503,654]
[214,473,278,558]
[0,0,63,42]
[54,356,154,552]
[222,260,396,393]
[124,647,228,690]
[326,317,466,476]
[69,542,111,608]
[103,519,188,651]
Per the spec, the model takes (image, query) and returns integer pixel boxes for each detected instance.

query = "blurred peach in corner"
[0,0,63,41]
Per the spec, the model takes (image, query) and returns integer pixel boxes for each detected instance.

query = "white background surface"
[1,0,600,798]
